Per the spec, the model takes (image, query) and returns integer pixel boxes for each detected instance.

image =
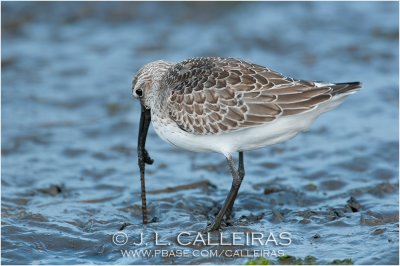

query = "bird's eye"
[136,89,143,97]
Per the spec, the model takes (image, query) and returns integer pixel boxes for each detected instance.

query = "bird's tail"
[330,81,362,96]
[311,81,362,114]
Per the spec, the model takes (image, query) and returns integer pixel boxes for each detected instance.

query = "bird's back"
[161,57,361,136]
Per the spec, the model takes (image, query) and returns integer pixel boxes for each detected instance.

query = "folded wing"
[163,57,360,135]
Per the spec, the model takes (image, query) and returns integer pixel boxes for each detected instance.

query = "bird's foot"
[202,221,222,233]
[224,209,234,223]
[202,210,236,233]
[202,216,234,233]
[223,215,234,226]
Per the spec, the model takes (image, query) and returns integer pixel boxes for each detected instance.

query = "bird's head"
[131,60,172,110]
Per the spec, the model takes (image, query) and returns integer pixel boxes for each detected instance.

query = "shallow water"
[1,2,399,265]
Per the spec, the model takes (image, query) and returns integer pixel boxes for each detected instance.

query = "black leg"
[206,153,244,232]
[225,152,245,220]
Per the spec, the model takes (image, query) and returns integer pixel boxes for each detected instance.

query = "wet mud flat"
[1,2,399,265]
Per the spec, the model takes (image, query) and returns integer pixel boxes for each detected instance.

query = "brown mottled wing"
[275,81,361,116]
[164,57,357,135]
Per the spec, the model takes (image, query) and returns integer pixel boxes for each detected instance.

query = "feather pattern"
[162,57,361,135]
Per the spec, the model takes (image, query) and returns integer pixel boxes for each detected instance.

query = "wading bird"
[132,57,361,231]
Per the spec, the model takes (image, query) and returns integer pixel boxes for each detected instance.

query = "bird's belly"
[152,119,215,153]
[152,116,309,156]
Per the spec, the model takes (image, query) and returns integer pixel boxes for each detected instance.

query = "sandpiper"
[132,57,361,231]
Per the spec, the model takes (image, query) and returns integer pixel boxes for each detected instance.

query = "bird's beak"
[137,103,152,224]
[138,104,151,161]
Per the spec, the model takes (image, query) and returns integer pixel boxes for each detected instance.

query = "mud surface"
[2,2,399,265]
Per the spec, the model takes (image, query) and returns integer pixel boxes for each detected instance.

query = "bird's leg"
[224,152,245,221]
[206,153,244,232]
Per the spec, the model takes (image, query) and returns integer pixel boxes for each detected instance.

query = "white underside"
[151,93,354,157]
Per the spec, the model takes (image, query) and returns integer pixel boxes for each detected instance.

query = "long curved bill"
[137,104,153,224]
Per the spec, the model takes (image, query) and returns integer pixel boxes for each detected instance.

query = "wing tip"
[334,81,362,87]
[331,81,362,96]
